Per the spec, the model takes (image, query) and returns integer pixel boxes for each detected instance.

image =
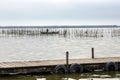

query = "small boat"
[40,29,59,34]
[40,31,59,34]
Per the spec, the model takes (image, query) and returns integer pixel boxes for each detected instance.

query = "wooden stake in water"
[92,48,94,59]
[66,51,69,73]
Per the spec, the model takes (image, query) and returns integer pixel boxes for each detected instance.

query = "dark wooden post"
[92,48,94,59]
[66,51,69,73]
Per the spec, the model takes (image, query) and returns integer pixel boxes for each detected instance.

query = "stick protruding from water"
[92,48,94,59]
[66,51,69,73]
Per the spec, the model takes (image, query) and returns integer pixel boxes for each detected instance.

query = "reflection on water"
[0,27,120,62]
[0,72,120,80]
[61,78,120,80]
[35,73,120,80]
[37,78,46,80]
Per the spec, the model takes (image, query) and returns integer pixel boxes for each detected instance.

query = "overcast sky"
[0,0,120,26]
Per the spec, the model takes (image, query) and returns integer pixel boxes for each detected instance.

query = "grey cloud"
[0,0,120,25]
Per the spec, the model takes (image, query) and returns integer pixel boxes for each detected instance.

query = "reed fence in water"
[0,27,120,38]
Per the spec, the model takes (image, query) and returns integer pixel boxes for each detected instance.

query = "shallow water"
[0,72,120,80]
[0,28,120,62]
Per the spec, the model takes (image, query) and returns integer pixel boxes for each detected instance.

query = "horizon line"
[0,24,119,26]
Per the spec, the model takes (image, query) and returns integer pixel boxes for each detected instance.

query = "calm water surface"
[0,28,120,62]
[0,27,120,79]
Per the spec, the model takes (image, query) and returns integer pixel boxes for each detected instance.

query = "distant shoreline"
[0,25,120,28]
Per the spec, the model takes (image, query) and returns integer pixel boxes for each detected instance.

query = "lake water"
[0,27,120,80]
[0,27,120,62]
[0,71,120,80]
